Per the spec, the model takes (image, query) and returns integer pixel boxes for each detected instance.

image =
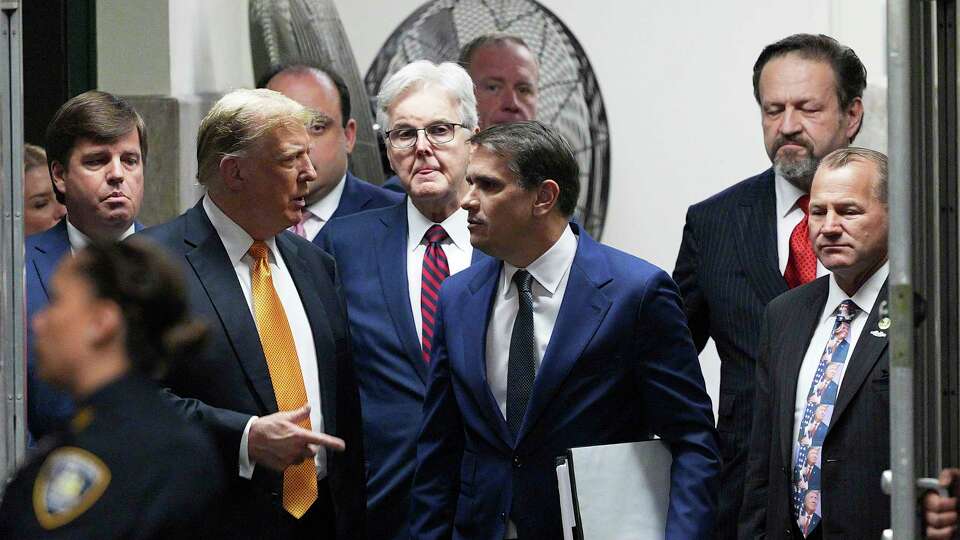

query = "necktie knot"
[835,299,860,322]
[248,240,270,262]
[424,224,448,245]
[797,194,811,216]
[513,269,534,294]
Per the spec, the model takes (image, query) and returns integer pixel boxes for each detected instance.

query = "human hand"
[247,405,345,472]
[925,468,960,539]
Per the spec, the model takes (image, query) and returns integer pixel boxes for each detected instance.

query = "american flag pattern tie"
[420,225,449,363]
[792,299,859,536]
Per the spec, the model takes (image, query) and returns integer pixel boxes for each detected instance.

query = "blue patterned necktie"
[792,299,860,536]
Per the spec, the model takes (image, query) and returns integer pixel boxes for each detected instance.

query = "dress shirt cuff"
[239,415,258,479]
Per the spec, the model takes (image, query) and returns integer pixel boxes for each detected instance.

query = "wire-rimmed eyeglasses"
[384,122,464,149]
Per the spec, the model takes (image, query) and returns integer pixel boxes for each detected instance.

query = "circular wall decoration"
[365,0,610,239]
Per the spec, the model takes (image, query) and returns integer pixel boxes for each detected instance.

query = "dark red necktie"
[420,225,450,363]
[784,195,817,289]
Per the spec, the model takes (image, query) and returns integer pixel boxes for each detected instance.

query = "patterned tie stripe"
[784,194,818,289]
[420,225,450,363]
[248,241,318,519]
[792,299,859,537]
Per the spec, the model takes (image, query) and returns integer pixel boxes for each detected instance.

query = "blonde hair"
[196,88,314,185]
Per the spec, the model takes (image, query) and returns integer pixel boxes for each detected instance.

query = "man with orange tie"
[672,33,866,539]
[139,88,364,539]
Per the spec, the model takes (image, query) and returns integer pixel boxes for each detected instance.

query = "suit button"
[785,529,792,536]
[500,512,506,521]
[513,456,522,468]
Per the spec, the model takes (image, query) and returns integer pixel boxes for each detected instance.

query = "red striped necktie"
[420,225,450,363]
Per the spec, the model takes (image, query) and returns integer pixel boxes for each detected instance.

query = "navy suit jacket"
[321,200,485,540]
[740,277,890,539]
[137,201,365,540]
[673,168,788,539]
[410,224,721,540]
[25,219,142,439]
[314,172,401,248]
[380,174,405,194]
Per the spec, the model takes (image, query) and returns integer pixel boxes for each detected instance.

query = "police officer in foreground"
[0,238,224,538]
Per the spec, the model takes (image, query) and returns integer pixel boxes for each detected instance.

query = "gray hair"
[376,60,478,132]
[817,147,888,205]
[196,88,314,185]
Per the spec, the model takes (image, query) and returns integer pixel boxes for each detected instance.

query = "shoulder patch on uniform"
[32,447,111,529]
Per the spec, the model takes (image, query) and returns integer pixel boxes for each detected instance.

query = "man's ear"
[50,161,68,199]
[533,179,560,217]
[844,97,865,141]
[219,155,244,192]
[343,118,357,154]
[89,300,122,347]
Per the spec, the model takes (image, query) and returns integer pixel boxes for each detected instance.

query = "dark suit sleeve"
[673,207,710,352]
[157,389,251,473]
[739,309,773,539]
[635,270,721,539]
[325,247,367,536]
[409,298,464,540]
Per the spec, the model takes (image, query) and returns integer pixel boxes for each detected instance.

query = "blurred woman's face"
[24,165,66,236]
[31,259,99,389]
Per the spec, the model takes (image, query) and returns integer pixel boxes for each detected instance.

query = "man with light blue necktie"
[741,147,891,539]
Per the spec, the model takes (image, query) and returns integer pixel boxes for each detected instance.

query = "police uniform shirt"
[0,373,224,539]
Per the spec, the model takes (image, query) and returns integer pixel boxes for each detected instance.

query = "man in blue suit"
[259,62,400,242]
[26,90,147,439]
[139,88,364,539]
[410,121,721,540]
[320,60,481,540]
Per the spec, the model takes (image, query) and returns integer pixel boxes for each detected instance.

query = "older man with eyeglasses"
[320,60,486,540]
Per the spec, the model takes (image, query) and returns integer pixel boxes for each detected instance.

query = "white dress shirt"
[293,173,347,241]
[791,262,889,462]
[406,198,472,343]
[66,218,136,253]
[202,195,326,480]
[484,224,578,539]
[775,173,827,278]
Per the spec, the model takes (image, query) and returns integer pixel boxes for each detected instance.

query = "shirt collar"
[203,195,280,266]
[774,171,808,218]
[501,224,578,296]
[405,197,470,252]
[305,173,347,223]
[822,261,890,325]
[66,218,135,252]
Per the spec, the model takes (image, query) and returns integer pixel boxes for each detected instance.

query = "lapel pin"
[878,317,891,330]
[870,330,886,338]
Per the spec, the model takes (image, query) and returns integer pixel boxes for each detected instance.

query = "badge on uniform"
[32,447,111,529]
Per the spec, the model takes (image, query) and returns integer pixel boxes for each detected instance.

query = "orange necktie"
[248,241,317,519]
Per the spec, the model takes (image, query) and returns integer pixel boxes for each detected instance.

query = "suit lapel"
[829,281,889,426]
[778,278,830,468]
[330,173,371,220]
[736,169,788,303]
[183,203,278,413]
[279,233,339,435]
[31,220,71,299]
[463,259,514,447]
[376,205,429,383]
[518,231,612,444]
